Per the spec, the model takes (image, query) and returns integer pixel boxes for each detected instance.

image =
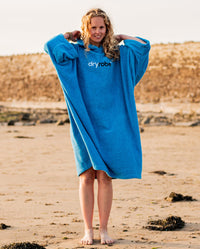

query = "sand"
[1,39,200,248]
[0,123,200,249]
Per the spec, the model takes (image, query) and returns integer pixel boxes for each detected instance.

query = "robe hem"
[77,166,141,179]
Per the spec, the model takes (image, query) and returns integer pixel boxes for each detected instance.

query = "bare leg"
[79,167,95,245]
[96,170,114,245]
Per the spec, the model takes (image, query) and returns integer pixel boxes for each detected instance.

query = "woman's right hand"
[64,30,81,41]
[72,30,81,41]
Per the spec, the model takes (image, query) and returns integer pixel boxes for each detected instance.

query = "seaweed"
[165,192,197,202]
[1,242,45,249]
[0,223,11,230]
[144,216,185,231]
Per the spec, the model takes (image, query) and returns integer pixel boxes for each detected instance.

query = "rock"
[144,216,185,231]
[175,121,200,127]
[153,116,172,126]
[141,115,154,125]
[23,122,36,126]
[39,119,57,124]
[165,192,197,202]
[56,120,65,126]
[7,120,15,126]
[140,127,144,133]
[190,120,200,127]
[1,242,46,249]
[56,117,70,126]
[64,117,70,123]
[21,113,30,121]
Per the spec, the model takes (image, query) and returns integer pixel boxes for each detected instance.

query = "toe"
[89,240,93,245]
[107,240,113,245]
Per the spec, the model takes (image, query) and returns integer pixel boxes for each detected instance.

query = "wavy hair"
[81,8,120,61]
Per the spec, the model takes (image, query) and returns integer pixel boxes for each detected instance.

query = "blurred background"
[0,2,200,248]
[0,0,200,55]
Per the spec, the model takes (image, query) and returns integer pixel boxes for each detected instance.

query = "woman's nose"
[95,29,100,34]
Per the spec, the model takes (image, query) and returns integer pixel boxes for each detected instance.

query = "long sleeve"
[44,34,79,65]
[44,34,80,95]
[122,38,150,85]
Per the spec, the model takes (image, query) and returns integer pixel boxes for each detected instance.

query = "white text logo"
[88,61,112,68]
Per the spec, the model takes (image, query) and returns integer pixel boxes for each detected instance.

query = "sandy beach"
[0,41,200,248]
[0,122,200,249]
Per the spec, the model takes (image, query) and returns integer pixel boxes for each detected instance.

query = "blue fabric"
[44,34,150,179]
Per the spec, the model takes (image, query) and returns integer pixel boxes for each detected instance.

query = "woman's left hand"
[114,35,122,43]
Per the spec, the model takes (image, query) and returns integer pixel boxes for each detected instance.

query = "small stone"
[140,127,144,133]
[151,170,167,175]
[0,223,11,230]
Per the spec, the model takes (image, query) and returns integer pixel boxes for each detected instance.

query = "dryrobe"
[44,34,150,179]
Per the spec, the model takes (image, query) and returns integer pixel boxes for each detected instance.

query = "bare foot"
[81,229,93,245]
[100,229,114,245]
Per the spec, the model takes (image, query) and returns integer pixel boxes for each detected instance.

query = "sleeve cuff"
[44,34,78,64]
[124,37,151,54]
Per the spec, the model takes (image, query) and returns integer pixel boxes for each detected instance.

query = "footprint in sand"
[72,218,83,223]
[14,135,34,139]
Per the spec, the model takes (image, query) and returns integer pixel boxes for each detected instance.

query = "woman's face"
[88,17,106,47]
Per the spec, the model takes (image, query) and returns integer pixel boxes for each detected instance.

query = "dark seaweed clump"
[144,216,185,231]
[165,192,197,202]
[0,223,11,230]
[151,170,167,175]
[1,242,46,249]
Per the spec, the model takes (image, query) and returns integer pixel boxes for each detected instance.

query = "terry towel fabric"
[44,34,150,179]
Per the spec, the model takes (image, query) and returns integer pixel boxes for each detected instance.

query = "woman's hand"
[114,35,123,43]
[64,30,81,41]
[114,34,146,44]
[72,30,81,41]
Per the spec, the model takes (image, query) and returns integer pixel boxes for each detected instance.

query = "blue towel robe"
[44,34,150,179]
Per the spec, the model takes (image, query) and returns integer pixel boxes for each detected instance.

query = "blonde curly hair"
[81,8,120,61]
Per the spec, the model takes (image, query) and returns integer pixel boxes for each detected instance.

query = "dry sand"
[1,40,200,248]
[0,123,200,249]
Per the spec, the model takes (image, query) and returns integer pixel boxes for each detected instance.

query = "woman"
[44,8,150,245]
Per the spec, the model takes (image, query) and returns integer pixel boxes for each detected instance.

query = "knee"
[79,168,95,186]
[97,171,112,186]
